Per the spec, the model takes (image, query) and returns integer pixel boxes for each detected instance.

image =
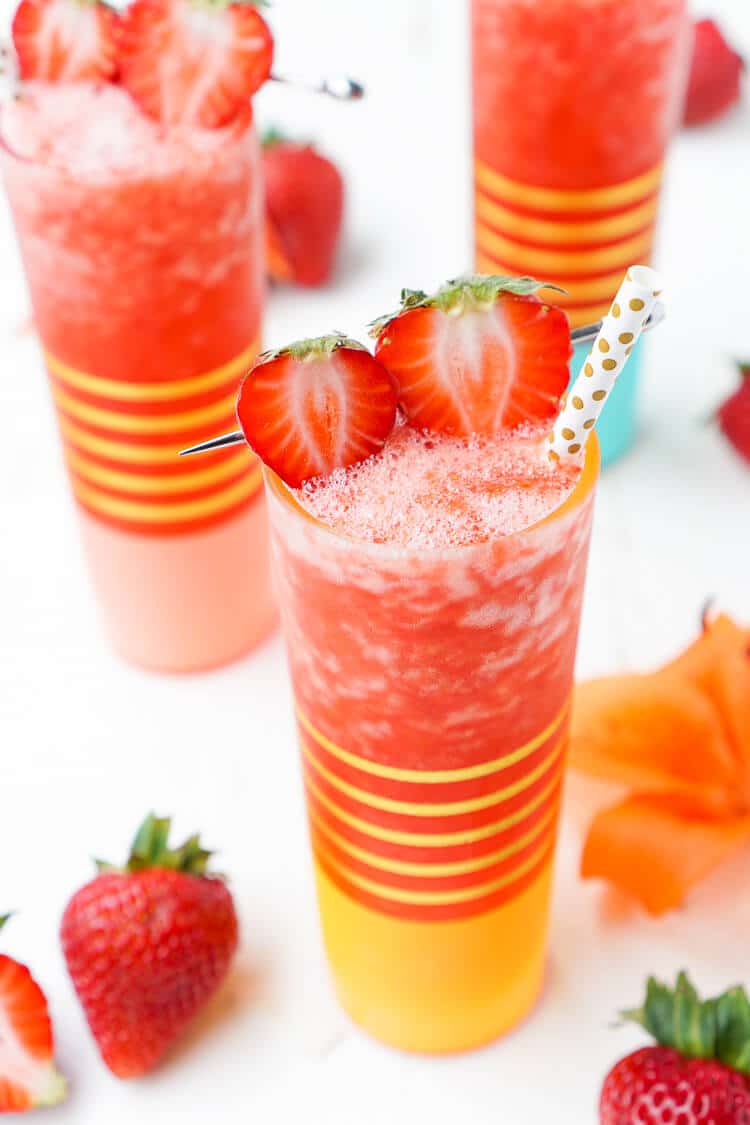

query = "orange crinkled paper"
[570,613,750,915]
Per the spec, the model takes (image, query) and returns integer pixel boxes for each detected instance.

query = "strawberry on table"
[717,360,750,466]
[0,916,67,1113]
[60,814,238,1079]
[237,334,398,488]
[371,275,571,436]
[12,0,118,82]
[262,130,344,287]
[601,973,750,1124]
[117,0,273,128]
[684,18,744,127]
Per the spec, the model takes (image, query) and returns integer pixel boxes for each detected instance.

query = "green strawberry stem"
[254,333,368,369]
[96,813,216,877]
[0,914,11,933]
[262,126,289,148]
[369,274,566,338]
[622,972,750,1075]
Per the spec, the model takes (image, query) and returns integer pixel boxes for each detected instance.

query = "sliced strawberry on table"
[0,916,67,1113]
[684,18,744,127]
[717,360,750,466]
[117,0,273,128]
[262,130,344,287]
[61,814,239,1079]
[371,275,571,437]
[12,0,118,82]
[236,335,398,488]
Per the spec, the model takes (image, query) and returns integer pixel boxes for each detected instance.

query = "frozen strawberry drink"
[2,0,276,670]
[230,278,600,1050]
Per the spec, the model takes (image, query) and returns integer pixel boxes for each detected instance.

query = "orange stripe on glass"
[474,158,663,213]
[296,700,569,783]
[308,800,558,878]
[64,445,249,496]
[475,190,659,247]
[45,340,258,403]
[70,465,262,524]
[475,222,653,276]
[51,383,238,436]
[304,759,565,848]
[301,733,565,818]
[312,831,554,907]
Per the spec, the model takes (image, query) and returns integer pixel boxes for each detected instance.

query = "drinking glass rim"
[263,431,600,561]
[0,87,256,172]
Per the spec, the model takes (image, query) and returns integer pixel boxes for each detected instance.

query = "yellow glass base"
[314,859,554,1054]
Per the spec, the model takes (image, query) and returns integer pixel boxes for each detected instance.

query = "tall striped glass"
[2,102,274,672]
[265,438,600,1053]
[471,0,691,463]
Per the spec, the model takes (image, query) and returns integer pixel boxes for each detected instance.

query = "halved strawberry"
[0,917,67,1113]
[236,335,398,488]
[12,0,118,82]
[117,0,273,128]
[371,275,571,436]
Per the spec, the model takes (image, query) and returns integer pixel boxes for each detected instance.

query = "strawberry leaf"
[96,813,219,877]
[369,274,565,339]
[622,973,750,1075]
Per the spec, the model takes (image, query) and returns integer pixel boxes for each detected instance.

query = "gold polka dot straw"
[548,265,664,464]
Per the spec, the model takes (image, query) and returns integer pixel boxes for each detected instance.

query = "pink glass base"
[79,500,276,673]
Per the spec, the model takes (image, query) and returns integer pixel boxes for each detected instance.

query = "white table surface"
[1,1,749,1121]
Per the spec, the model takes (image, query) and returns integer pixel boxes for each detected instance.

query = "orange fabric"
[571,614,750,913]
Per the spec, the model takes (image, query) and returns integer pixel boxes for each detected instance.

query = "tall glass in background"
[471,0,691,463]
[265,438,600,1053]
[2,93,274,672]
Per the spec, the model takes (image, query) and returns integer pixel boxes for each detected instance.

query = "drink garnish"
[12,0,118,81]
[370,274,571,436]
[236,334,398,488]
[117,0,273,127]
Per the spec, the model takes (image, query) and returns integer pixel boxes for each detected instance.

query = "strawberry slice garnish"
[12,0,118,82]
[371,275,571,436]
[117,0,273,128]
[0,917,67,1113]
[236,335,398,488]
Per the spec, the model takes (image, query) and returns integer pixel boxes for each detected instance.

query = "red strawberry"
[117,0,273,128]
[262,132,344,287]
[601,973,750,1124]
[12,0,118,82]
[684,18,744,126]
[0,916,67,1113]
[717,361,750,466]
[60,814,238,1079]
[372,275,571,436]
[236,334,398,488]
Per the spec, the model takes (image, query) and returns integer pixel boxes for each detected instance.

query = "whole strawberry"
[601,973,750,1124]
[684,18,744,127]
[0,916,67,1113]
[61,814,238,1079]
[262,130,344,287]
[717,361,750,466]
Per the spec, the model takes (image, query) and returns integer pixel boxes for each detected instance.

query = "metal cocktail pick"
[270,74,365,101]
[178,304,666,458]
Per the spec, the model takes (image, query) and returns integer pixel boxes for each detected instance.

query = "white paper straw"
[548,265,664,464]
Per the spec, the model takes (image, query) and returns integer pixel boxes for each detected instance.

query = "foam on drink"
[295,420,581,549]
